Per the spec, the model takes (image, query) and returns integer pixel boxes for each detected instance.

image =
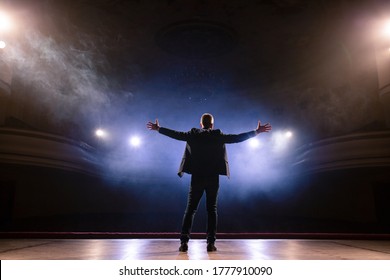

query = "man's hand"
[147,119,160,131]
[255,121,272,135]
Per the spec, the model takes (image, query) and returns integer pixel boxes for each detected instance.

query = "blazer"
[159,127,257,177]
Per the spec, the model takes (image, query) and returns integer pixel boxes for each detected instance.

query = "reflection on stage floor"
[1,238,390,260]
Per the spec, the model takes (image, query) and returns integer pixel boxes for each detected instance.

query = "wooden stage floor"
[1,238,390,260]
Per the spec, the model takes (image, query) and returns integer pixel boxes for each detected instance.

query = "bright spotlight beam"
[285,131,293,138]
[0,12,12,31]
[95,129,107,138]
[383,20,390,37]
[272,130,293,154]
[129,136,141,147]
[248,138,261,149]
[0,40,5,49]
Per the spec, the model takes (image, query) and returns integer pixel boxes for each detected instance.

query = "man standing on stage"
[147,113,272,252]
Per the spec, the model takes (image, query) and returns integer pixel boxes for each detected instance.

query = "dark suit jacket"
[159,127,257,177]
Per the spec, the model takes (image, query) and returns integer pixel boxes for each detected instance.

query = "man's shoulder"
[190,128,222,137]
[190,128,222,134]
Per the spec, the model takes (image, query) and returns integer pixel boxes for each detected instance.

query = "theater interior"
[0,0,390,260]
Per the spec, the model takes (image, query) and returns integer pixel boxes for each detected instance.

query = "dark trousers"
[180,174,220,244]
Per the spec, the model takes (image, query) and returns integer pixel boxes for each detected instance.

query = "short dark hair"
[201,113,214,129]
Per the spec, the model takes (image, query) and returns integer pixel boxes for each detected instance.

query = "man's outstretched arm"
[222,120,272,143]
[255,121,272,135]
[147,119,160,131]
[147,119,190,141]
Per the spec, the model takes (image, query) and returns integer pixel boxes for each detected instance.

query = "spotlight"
[248,138,261,149]
[95,129,107,138]
[129,136,141,147]
[383,20,390,37]
[272,130,293,153]
[0,40,5,49]
[0,12,11,31]
[285,131,293,138]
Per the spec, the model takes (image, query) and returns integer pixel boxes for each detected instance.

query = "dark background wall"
[1,162,389,233]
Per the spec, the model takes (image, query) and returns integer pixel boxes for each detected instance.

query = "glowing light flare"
[129,136,141,147]
[285,131,293,138]
[95,128,107,138]
[0,40,5,49]
[383,20,390,37]
[0,12,12,31]
[271,130,293,153]
[248,138,262,149]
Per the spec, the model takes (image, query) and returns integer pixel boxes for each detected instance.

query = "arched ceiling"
[2,0,389,142]
[8,0,380,94]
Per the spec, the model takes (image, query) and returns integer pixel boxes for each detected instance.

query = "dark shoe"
[179,242,188,252]
[207,243,217,252]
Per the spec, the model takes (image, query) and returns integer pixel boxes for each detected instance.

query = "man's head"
[200,113,214,129]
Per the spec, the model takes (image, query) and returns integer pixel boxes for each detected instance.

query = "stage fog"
[1,0,390,234]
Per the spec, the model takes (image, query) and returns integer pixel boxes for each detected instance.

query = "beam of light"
[129,136,141,147]
[383,20,390,38]
[0,12,12,31]
[248,138,262,149]
[95,128,107,138]
[272,130,293,153]
[0,40,5,49]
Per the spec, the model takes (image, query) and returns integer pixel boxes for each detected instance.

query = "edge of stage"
[1,232,390,240]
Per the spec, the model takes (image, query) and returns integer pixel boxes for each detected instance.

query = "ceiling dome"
[155,19,237,59]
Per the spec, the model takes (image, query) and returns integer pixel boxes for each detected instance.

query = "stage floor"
[1,238,390,260]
